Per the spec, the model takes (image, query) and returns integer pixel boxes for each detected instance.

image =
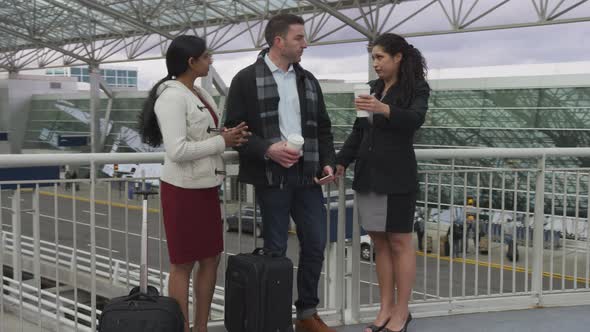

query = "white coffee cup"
[286,133,304,153]
[353,84,371,117]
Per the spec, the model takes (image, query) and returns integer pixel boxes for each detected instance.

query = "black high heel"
[382,313,412,332]
[364,317,390,332]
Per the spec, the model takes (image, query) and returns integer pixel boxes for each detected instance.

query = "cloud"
[205,21,589,86]
[417,22,589,68]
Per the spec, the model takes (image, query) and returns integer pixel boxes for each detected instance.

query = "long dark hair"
[138,35,207,147]
[372,33,427,108]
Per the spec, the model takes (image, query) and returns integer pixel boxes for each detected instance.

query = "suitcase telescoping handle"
[134,188,158,293]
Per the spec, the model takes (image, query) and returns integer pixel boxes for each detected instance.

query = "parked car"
[360,234,375,261]
[225,206,262,237]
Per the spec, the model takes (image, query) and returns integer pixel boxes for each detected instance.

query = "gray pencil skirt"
[356,191,416,233]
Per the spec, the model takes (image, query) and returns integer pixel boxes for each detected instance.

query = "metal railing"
[349,148,590,323]
[1,148,590,330]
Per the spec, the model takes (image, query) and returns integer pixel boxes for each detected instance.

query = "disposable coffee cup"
[286,134,304,153]
[285,134,304,168]
[353,84,371,117]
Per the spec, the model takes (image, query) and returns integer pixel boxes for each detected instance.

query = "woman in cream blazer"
[138,35,248,332]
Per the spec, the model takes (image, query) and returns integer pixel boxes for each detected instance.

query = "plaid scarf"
[255,48,320,185]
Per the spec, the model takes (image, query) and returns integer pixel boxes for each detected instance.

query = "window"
[46,69,67,76]
[71,67,81,75]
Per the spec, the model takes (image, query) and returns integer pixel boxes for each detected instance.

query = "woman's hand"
[221,121,250,147]
[354,95,390,117]
[335,164,346,178]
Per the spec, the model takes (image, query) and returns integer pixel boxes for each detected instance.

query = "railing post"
[344,193,361,324]
[349,194,360,323]
[32,185,42,327]
[113,261,121,285]
[163,273,171,296]
[70,253,76,272]
[532,155,546,305]
[32,186,41,289]
[89,160,98,330]
[11,187,22,283]
[1,229,4,329]
[327,179,346,320]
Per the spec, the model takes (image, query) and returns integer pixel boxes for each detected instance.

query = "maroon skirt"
[160,181,223,264]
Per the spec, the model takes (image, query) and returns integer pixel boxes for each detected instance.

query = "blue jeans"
[255,182,327,319]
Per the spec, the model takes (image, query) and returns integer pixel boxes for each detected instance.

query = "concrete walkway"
[334,305,590,332]
[206,305,590,332]
[5,305,589,331]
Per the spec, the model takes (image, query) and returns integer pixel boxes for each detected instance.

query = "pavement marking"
[38,191,287,234]
[359,279,439,297]
[83,210,107,217]
[359,251,590,284]
[415,250,590,284]
[39,190,160,213]
[412,290,439,299]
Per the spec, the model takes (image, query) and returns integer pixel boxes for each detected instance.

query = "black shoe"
[364,317,390,332]
[383,313,412,332]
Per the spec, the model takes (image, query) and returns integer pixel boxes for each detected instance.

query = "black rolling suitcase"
[225,248,294,332]
[98,189,184,332]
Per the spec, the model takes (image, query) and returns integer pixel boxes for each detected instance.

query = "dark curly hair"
[372,33,427,108]
[138,35,207,147]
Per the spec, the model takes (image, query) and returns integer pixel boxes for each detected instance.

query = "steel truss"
[0,0,588,71]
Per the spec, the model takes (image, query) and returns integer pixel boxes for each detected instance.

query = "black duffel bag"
[99,189,184,331]
[98,285,184,332]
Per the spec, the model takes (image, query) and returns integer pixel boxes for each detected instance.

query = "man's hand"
[314,165,335,185]
[266,141,301,168]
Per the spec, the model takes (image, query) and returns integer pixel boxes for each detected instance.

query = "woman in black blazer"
[335,33,429,332]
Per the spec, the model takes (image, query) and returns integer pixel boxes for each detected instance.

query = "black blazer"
[335,79,430,194]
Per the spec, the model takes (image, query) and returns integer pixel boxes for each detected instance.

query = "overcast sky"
[123,19,588,90]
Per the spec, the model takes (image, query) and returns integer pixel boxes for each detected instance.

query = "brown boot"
[294,313,336,332]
